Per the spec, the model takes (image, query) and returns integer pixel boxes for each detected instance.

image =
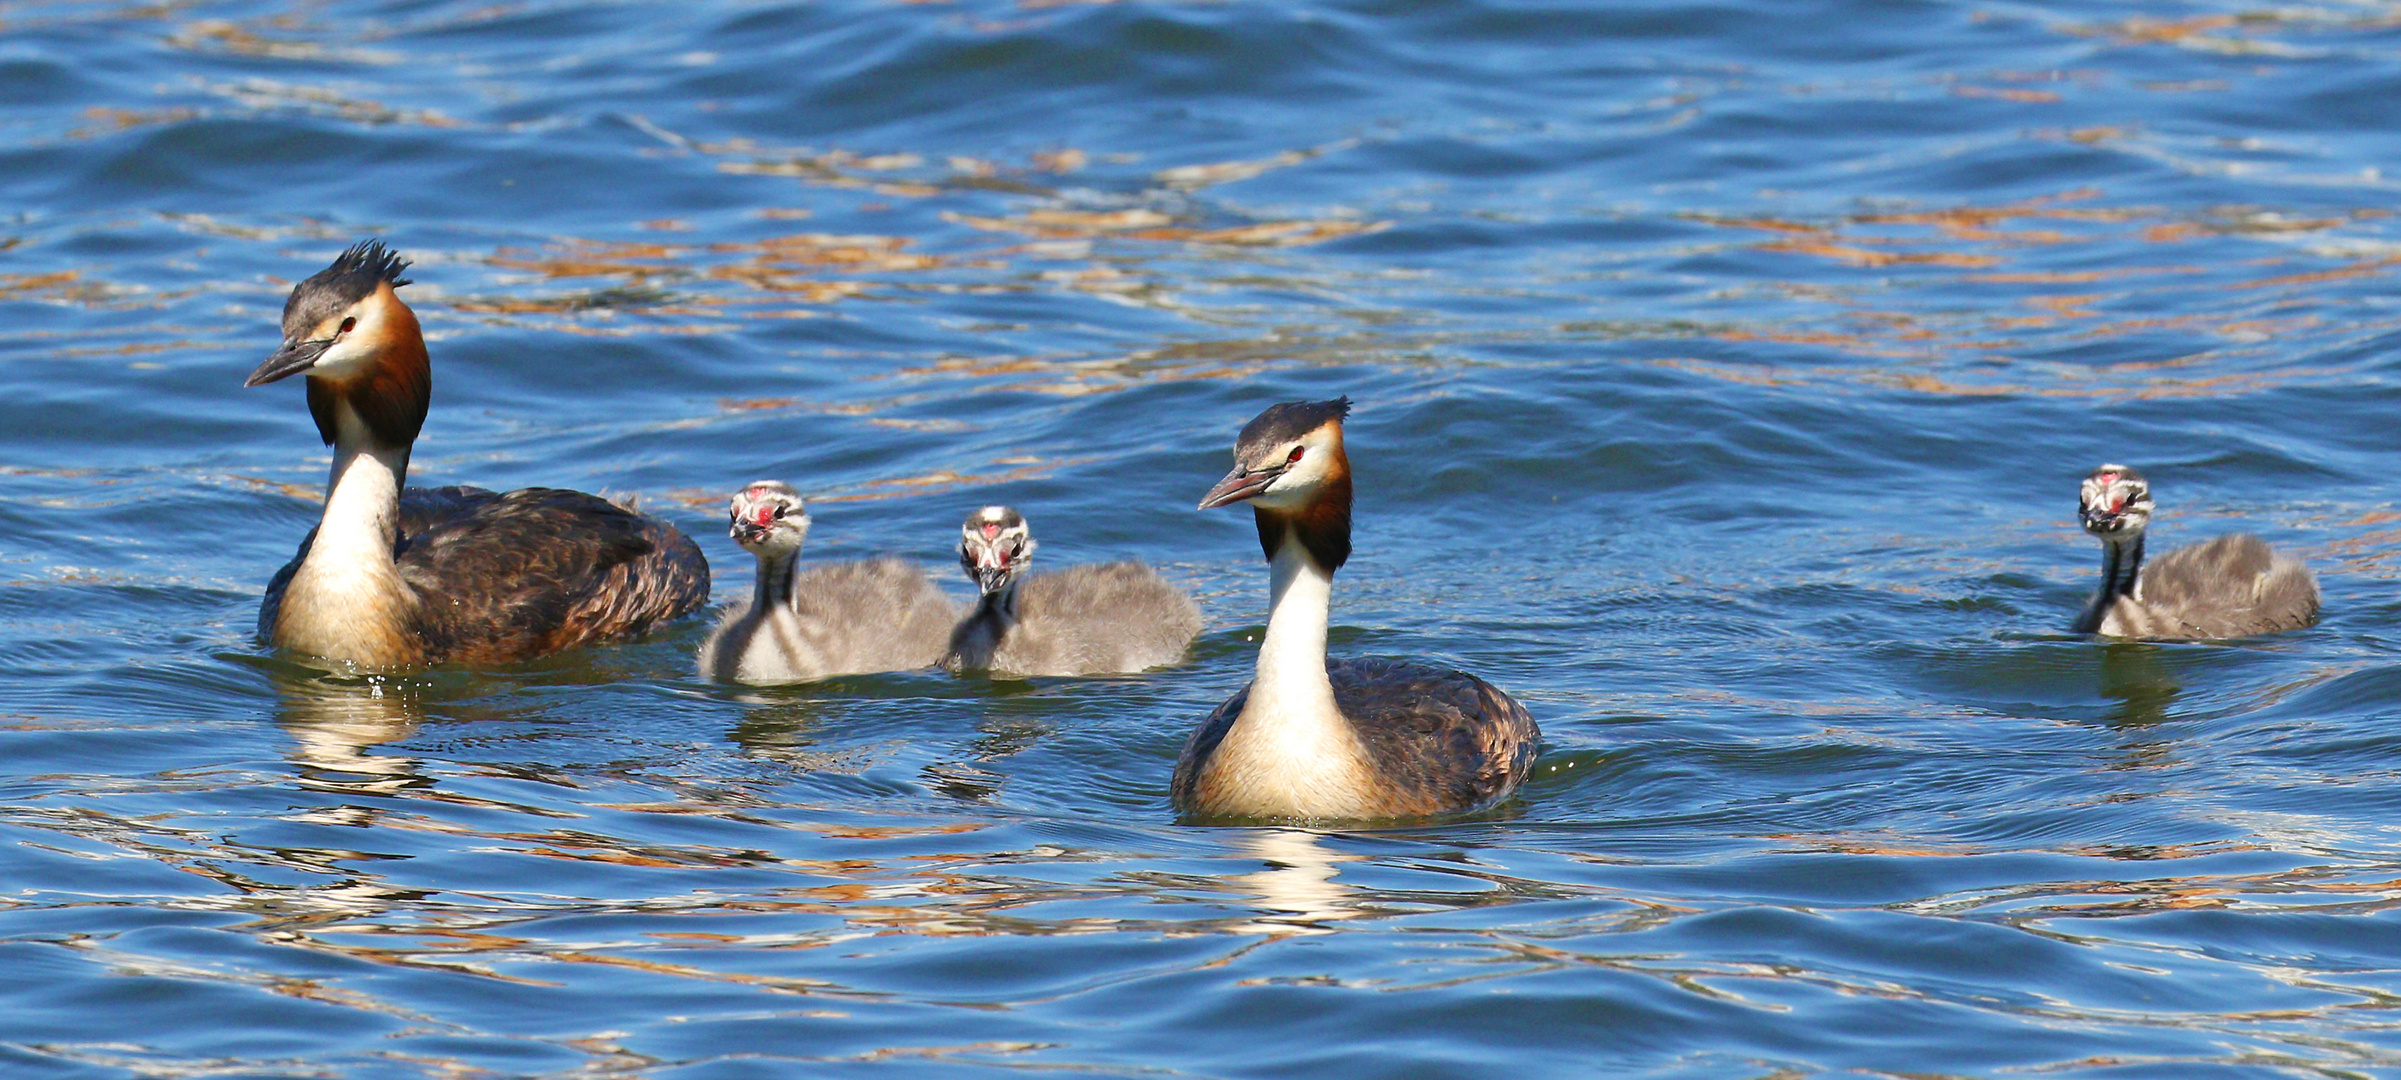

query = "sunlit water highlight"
[8,0,2401,1075]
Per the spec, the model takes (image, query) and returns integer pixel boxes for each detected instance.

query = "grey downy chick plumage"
[698,481,960,683]
[2073,464,2319,639]
[945,506,1202,677]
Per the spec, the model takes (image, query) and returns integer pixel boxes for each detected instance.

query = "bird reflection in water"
[725,694,844,767]
[722,687,907,778]
[270,670,431,807]
[247,671,460,928]
[922,690,1055,801]
[716,677,1054,790]
[1222,828,1368,934]
[2097,642,2180,728]
[2096,642,2181,773]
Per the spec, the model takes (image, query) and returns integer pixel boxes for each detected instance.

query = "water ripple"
[10,0,2401,1075]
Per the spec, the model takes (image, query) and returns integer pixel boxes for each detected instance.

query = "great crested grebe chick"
[247,240,708,667]
[945,505,1202,677]
[1172,398,1539,821]
[697,481,960,684]
[2074,463,2319,639]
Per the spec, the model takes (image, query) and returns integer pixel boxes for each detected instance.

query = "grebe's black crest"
[281,240,413,336]
[1235,397,1349,458]
[312,239,414,299]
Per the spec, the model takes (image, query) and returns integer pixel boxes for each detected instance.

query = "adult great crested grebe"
[2073,463,2319,639]
[248,240,708,667]
[698,481,959,684]
[945,505,1202,677]
[1171,398,1539,821]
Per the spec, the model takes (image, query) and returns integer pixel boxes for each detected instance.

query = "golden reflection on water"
[1679,193,2396,387]
[17,180,2365,414]
[19,73,2399,412]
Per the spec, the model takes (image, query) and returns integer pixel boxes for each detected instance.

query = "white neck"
[271,400,418,663]
[1252,538,1336,716]
[1206,527,1374,818]
[313,405,410,570]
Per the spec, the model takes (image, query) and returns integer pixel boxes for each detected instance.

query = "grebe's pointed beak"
[1198,463,1279,510]
[245,337,333,387]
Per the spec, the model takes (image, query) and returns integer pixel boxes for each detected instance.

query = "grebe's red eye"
[1286,446,1304,464]
[339,317,356,334]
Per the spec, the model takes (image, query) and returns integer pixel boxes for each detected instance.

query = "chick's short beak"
[977,544,1013,584]
[731,505,781,544]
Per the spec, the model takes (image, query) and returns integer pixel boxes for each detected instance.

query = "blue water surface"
[7,0,2401,1076]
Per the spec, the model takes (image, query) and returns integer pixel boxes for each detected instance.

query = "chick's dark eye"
[339,317,356,334]
[1286,446,1305,465]
[772,505,788,519]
